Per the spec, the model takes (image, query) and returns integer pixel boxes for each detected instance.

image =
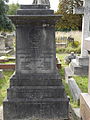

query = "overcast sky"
[8,0,59,11]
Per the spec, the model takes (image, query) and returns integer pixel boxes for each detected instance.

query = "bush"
[73,41,80,48]
[68,41,80,48]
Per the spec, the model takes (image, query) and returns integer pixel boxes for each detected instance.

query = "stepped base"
[3,98,69,120]
[3,73,69,120]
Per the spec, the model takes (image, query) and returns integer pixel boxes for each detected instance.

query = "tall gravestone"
[3,1,69,120]
[65,0,90,78]
[80,37,90,120]
[74,0,90,57]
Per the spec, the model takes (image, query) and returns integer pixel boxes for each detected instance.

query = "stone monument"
[3,0,69,120]
[65,0,90,78]
[33,0,50,6]
[5,34,14,49]
[0,35,6,56]
[80,37,90,120]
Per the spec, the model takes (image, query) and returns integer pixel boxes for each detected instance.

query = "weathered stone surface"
[65,67,73,83]
[0,35,5,51]
[68,78,82,103]
[5,34,14,49]
[80,93,90,120]
[3,2,69,120]
[70,59,88,75]
[76,56,89,66]
[85,37,90,95]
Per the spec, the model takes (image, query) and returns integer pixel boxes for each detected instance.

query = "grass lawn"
[73,76,88,93]
[0,71,14,105]
[57,53,88,108]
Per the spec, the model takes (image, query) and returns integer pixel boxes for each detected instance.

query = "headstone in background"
[0,35,6,56]
[3,0,69,120]
[6,34,14,49]
[65,0,90,77]
[65,52,76,64]
[80,37,90,120]
[74,0,90,57]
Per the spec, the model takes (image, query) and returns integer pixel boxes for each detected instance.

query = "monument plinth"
[3,2,69,120]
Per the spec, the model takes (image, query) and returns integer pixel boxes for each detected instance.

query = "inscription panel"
[17,54,54,73]
[16,25,56,74]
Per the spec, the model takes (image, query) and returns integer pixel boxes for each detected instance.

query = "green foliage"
[7,3,20,15]
[0,0,14,31]
[68,41,80,48]
[73,41,80,47]
[56,46,81,54]
[73,76,88,93]
[55,0,83,31]
[0,71,14,105]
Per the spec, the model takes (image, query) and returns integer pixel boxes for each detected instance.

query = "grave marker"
[74,0,90,56]
[80,37,90,120]
[65,0,90,77]
[3,0,69,120]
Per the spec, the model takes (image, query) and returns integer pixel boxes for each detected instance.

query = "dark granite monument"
[3,0,69,119]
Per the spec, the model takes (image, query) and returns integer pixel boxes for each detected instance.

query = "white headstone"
[74,0,90,57]
[80,37,90,120]
[85,37,90,94]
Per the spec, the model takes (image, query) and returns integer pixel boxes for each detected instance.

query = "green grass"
[1,61,15,64]
[73,76,88,93]
[0,71,14,105]
[56,53,88,108]
[56,53,68,66]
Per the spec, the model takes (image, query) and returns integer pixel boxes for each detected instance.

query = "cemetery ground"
[57,53,88,108]
[0,54,88,108]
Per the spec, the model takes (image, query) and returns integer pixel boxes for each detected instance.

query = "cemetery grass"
[56,31,81,54]
[73,76,88,93]
[57,53,88,108]
[0,71,14,105]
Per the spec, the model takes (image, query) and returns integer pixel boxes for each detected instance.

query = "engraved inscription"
[18,54,53,73]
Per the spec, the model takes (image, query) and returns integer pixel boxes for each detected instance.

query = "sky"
[8,0,59,11]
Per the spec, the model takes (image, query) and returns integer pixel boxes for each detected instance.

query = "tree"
[0,0,14,31]
[55,0,83,31]
[7,3,20,15]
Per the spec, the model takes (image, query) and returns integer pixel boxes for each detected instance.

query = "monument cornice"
[8,15,62,25]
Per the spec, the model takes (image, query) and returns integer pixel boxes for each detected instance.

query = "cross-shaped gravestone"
[74,0,90,57]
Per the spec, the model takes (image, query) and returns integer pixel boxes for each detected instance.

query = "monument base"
[3,98,68,120]
[80,93,90,120]
[3,73,69,120]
